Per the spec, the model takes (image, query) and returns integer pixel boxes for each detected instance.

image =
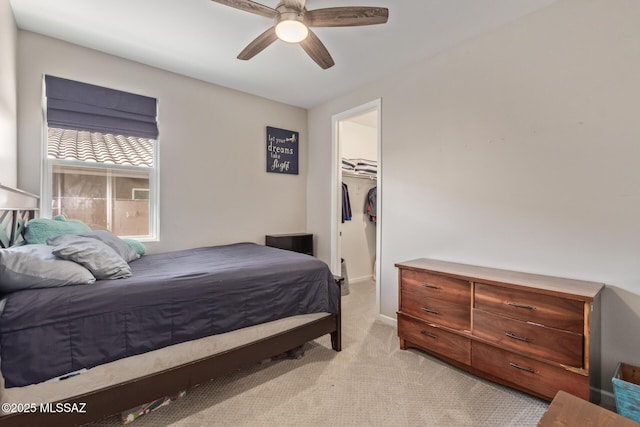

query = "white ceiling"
[10,0,557,109]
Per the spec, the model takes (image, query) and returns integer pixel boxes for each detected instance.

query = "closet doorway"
[331,99,381,313]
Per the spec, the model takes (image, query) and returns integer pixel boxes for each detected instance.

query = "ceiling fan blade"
[281,0,306,10]
[210,0,277,19]
[305,7,389,27]
[237,27,278,60]
[300,30,335,69]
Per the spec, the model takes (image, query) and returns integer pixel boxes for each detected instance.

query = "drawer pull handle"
[507,302,536,310]
[420,330,438,339]
[505,332,531,343]
[421,283,440,290]
[421,307,439,315]
[509,362,537,374]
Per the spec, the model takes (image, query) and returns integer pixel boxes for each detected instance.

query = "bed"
[0,184,342,426]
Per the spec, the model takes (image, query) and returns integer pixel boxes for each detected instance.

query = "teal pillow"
[24,216,91,245]
[122,238,146,256]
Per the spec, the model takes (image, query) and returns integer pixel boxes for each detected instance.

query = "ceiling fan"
[210,0,389,69]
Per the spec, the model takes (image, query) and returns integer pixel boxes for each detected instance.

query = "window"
[43,76,159,240]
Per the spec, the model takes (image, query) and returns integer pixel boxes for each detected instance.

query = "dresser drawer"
[401,290,470,331]
[474,283,584,334]
[472,341,588,401]
[398,314,471,365]
[401,269,471,305]
[472,309,583,368]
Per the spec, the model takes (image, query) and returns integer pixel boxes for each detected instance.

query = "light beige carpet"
[89,279,548,426]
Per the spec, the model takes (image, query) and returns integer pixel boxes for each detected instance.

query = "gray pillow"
[78,230,139,263]
[0,245,96,293]
[48,234,132,280]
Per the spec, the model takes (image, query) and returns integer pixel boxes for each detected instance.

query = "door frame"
[330,99,382,313]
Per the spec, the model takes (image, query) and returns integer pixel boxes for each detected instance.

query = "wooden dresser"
[396,258,604,401]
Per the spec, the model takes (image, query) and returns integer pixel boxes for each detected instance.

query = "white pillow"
[78,230,139,263]
[48,235,132,280]
[0,245,96,293]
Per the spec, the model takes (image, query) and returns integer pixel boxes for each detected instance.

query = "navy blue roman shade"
[45,75,158,139]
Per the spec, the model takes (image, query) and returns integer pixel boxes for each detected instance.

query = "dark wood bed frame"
[0,185,342,426]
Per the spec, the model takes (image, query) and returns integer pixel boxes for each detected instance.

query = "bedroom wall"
[16,31,308,253]
[307,0,640,402]
[0,0,18,187]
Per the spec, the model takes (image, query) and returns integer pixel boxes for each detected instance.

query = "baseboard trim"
[598,389,616,410]
[349,275,373,283]
[377,314,397,327]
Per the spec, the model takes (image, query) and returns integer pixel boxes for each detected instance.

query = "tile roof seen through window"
[48,128,154,167]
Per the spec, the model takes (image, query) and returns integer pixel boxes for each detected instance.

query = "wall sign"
[266,126,298,175]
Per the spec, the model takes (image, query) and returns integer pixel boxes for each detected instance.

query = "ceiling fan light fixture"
[210,0,389,69]
[275,17,308,43]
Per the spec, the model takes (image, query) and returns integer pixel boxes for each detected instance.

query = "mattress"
[0,243,338,387]
[0,312,330,407]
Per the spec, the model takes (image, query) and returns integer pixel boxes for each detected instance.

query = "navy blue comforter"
[0,243,339,387]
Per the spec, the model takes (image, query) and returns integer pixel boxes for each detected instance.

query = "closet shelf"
[342,171,377,181]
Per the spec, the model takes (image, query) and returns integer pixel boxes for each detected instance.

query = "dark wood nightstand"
[265,233,313,256]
